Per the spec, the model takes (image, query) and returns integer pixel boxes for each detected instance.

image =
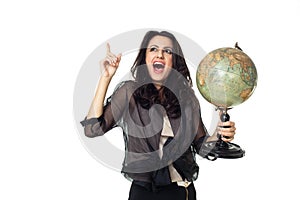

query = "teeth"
[154,61,165,66]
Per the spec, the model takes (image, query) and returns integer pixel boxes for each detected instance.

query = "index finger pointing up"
[106,43,111,54]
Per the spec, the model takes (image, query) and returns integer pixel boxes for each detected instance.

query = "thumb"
[117,53,122,62]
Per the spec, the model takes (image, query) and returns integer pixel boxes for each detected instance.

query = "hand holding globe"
[196,43,257,160]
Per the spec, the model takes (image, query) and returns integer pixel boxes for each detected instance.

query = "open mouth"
[153,61,165,73]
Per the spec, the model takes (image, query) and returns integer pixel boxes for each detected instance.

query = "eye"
[163,49,173,55]
[149,47,158,52]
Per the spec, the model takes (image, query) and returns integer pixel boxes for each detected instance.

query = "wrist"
[101,74,114,82]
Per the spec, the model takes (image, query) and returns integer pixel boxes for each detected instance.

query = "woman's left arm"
[192,112,237,155]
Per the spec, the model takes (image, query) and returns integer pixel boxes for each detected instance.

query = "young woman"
[80,30,236,200]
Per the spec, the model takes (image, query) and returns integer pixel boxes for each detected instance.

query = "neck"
[154,83,162,90]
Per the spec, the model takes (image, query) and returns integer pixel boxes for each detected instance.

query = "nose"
[156,49,164,59]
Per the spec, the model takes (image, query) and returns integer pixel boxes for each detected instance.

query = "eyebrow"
[148,44,173,49]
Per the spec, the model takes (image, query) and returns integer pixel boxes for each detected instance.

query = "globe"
[196,47,257,108]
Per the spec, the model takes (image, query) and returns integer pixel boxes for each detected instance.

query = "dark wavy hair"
[131,31,194,118]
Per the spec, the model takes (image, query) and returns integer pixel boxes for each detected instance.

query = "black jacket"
[81,81,208,186]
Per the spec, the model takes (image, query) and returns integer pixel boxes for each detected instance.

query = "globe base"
[200,140,245,161]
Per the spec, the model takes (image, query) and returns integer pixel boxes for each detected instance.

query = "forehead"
[148,35,173,48]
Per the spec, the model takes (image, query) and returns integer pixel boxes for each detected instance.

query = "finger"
[218,121,235,127]
[114,53,122,66]
[107,53,122,67]
[220,130,235,137]
[117,53,122,61]
[218,126,236,132]
[106,43,111,54]
[106,53,118,64]
[221,136,234,142]
[218,125,235,137]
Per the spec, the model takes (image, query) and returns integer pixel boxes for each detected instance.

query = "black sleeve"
[80,81,130,138]
[190,98,210,156]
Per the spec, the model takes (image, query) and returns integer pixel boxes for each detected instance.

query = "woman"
[80,30,236,200]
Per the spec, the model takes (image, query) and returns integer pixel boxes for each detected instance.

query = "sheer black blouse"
[81,80,209,184]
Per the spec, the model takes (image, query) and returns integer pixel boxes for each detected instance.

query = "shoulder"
[113,80,137,92]
[181,86,200,107]
[110,80,138,99]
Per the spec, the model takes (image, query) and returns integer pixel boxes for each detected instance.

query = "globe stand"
[200,107,245,161]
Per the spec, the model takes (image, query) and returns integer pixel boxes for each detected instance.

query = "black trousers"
[128,182,196,200]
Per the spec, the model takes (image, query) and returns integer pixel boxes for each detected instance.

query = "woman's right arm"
[87,43,121,119]
[82,43,122,137]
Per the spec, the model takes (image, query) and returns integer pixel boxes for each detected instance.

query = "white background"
[1,0,299,199]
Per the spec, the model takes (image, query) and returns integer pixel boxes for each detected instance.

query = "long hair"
[131,31,194,118]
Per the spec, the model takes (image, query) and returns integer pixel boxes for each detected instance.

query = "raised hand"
[100,43,122,78]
